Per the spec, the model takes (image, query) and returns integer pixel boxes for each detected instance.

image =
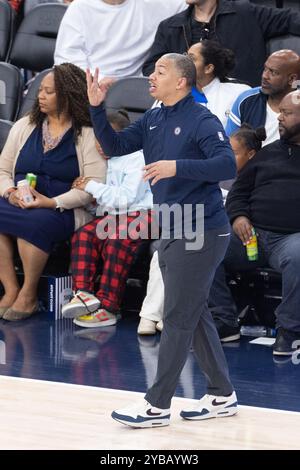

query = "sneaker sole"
[112,414,170,428]
[62,299,100,318]
[137,329,157,335]
[273,350,294,356]
[221,333,240,343]
[73,317,117,328]
[74,325,116,338]
[180,407,238,420]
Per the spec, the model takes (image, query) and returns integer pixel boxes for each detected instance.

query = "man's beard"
[280,122,300,142]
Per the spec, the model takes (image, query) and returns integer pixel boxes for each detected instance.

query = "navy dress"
[0,126,79,253]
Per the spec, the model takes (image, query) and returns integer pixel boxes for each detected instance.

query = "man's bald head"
[278,90,300,144]
[270,49,300,76]
[261,49,300,97]
[281,90,300,107]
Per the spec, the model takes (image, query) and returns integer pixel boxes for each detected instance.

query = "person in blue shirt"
[225,49,300,146]
[87,53,237,428]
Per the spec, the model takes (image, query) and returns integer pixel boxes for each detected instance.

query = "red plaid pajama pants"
[71,210,154,314]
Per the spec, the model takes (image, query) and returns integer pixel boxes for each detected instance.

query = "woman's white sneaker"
[180,391,238,420]
[112,399,170,428]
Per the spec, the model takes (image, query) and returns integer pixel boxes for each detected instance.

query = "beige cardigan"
[0,116,106,230]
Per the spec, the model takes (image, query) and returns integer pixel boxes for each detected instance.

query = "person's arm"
[54,4,88,70]
[90,105,144,157]
[225,157,260,244]
[142,21,170,77]
[176,117,237,183]
[0,122,22,197]
[225,95,243,136]
[251,3,300,39]
[85,151,146,210]
[53,128,107,210]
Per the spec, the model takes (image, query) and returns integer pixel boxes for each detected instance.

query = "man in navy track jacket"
[86,53,238,428]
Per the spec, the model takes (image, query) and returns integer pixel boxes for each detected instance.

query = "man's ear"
[289,73,298,88]
[176,76,188,90]
[205,63,214,76]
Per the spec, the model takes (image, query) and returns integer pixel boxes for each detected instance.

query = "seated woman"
[0,63,106,321]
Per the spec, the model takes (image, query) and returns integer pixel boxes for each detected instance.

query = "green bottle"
[26,173,37,189]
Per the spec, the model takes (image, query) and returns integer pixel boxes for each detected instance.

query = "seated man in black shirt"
[143,0,300,86]
[209,90,300,356]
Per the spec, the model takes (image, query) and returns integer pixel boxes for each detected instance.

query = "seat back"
[105,77,155,123]
[0,62,24,121]
[0,119,13,153]
[24,0,64,16]
[280,1,300,9]
[18,68,52,118]
[0,0,14,61]
[267,34,300,57]
[247,1,299,9]
[249,0,276,6]
[9,3,67,72]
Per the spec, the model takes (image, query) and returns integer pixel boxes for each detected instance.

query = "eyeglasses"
[200,27,210,41]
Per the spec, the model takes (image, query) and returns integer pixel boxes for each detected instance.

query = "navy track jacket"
[90,94,236,231]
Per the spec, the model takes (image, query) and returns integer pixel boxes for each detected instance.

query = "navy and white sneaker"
[180,391,238,420]
[112,399,170,428]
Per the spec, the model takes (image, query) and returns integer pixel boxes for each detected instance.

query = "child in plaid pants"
[62,110,153,327]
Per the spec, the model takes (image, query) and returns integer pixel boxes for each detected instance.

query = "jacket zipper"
[183,25,190,50]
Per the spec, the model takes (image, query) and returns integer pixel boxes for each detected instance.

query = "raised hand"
[86,68,115,106]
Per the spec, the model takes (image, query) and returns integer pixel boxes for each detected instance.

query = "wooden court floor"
[0,375,299,450]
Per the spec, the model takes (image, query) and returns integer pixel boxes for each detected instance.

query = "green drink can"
[246,228,258,261]
[26,173,37,189]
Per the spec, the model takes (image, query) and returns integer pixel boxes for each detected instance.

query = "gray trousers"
[145,225,234,409]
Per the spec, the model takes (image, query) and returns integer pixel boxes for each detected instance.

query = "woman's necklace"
[42,119,71,152]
